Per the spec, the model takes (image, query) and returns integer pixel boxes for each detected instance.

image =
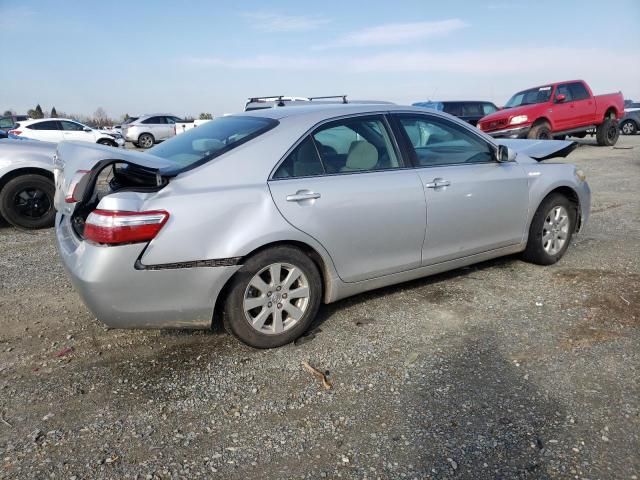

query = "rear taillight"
[84,209,169,245]
[65,170,91,203]
[8,130,21,135]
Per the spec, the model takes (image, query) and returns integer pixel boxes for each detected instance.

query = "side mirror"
[555,94,566,103]
[83,127,92,132]
[497,144,516,162]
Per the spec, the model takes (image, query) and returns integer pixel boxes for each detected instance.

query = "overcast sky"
[1,0,638,119]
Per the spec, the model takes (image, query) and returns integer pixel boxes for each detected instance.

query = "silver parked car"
[0,139,57,228]
[54,104,590,348]
[122,114,184,149]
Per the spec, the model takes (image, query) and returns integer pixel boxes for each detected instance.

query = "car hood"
[497,139,578,161]
[481,104,539,123]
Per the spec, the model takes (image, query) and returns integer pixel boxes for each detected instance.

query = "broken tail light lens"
[8,130,21,135]
[84,209,169,245]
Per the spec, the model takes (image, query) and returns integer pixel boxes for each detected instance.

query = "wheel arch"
[0,167,54,193]
[531,116,553,129]
[540,185,581,232]
[604,107,618,120]
[211,239,334,328]
[138,131,155,142]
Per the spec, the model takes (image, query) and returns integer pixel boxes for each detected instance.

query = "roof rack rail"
[308,95,348,104]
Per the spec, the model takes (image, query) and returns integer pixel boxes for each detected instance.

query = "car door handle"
[425,178,451,189]
[286,191,321,202]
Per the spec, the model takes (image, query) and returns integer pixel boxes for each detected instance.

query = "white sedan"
[10,118,125,147]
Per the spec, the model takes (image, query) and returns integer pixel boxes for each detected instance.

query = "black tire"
[0,174,55,229]
[527,122,552,140]
[522,193,576,265]
[596,118,619,146]
[97,139,117,147]
[620,119,637,136]
[222,246,322,349]
[137,133,154,149]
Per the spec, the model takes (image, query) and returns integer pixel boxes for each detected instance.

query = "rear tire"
[527,122,552,140]
[223,246,322,349]
[620,119,637,136]
[596,118,619,146]
[522,193,576,265]
[0,174,55,229]
[137,133,154,149]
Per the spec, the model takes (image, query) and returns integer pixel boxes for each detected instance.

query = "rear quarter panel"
[0,141,55,181]
[594,92,625,120]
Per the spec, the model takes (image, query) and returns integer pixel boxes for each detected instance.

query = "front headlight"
[575,168,587,182]
[510,115,529,125]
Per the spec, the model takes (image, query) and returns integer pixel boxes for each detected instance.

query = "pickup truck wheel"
[522,193,576,265]
[137,133,154,149]
[620,119,637,135]
[596,118,619,146]
[0,174,55,229]
[527,122,552,140]
[223,246,322,349]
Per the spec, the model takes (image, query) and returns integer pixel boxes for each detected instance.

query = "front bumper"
[483,125,530,139]
[115,137,125,148]
[55,214,240,329]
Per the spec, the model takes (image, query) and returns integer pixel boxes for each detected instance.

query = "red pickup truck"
[478,80,624,146]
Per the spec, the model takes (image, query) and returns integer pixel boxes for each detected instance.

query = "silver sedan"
[54,104,590,348]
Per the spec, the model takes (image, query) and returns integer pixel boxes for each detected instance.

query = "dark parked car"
[620,104,640,135]
[412,101,499,126]
[0,115,29,131]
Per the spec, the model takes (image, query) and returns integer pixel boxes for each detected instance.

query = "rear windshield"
[149,116,278,172]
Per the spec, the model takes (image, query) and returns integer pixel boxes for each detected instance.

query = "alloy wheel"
[542,205,569,255]
[243,262,310,335]
[13,187,51,219]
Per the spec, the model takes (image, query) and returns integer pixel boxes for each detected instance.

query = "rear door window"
[568,82,590,101]
[461,103,483,117]
[142,116,164,124]
[28,120,60,130]
[311,116,400,174]
[273,136,324,178]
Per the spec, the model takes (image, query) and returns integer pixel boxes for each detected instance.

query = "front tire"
[620,119,637,136]
[223,246,322,348]
[137,133,154,149]
[0,174,55,229]
[97,139,117,147]
[522,193,576,265]
[596,118,619,146]
[527,122,552,140]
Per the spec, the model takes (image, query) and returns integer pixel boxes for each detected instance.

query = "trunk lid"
[496,139,577,161]
[54,141,176,215]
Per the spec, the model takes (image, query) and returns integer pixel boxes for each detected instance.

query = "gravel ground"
[0,135,639,479]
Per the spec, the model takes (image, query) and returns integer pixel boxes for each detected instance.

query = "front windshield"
[504,86,553,108]
[149,116,277,171]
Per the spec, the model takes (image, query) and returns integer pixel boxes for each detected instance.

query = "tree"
[3,110,14,116]
[122,113,130,122]
[199,112,213,120]
[50,107,58,118]
[94,107,108,127]
[34,104,44,119]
